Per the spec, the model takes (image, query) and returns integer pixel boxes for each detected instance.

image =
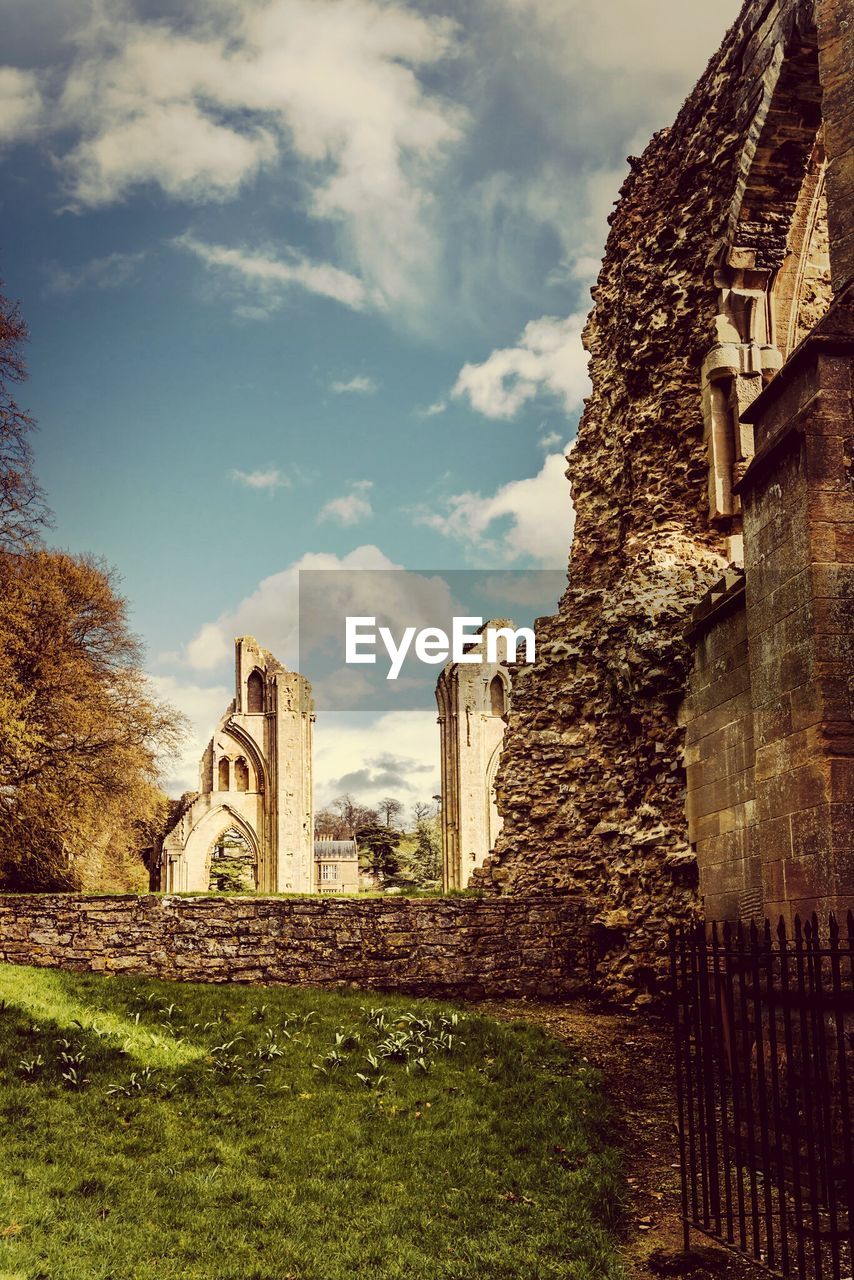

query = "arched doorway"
[208,827,257,892]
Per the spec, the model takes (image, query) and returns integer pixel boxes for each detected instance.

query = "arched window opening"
[217,757,230,791]
[490,675,506,717]
[234,757,249,792]
[208,827,256,893]
[247,670,265,713]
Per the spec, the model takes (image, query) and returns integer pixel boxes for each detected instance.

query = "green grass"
[0,965,625,1280]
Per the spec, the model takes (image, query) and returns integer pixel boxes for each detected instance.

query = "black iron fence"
[671,915,854,1280]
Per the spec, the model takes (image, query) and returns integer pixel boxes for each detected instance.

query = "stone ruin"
[157,637,315,894]
[474,0,854,1004]
[435,620,513,890]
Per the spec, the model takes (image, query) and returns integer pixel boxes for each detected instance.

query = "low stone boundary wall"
[0,892,591,999]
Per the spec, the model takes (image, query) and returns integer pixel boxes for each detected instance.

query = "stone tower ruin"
[435,620,513,890]
[159,637,314,894]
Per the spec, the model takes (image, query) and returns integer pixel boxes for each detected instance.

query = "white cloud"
[330,375,379,395]
[44,250,145,295]
[318,481,374,527]
[452,313,589,420]
[422,442,575,567]
[315,710,439,810]
[0,67,43,144]
[148,673,231,794]
[231,466,289,492]
[184,543,401,673]
[175,235,373,312]
[41,1,461,312]
[416,400,447,418]
[508,0,741,80]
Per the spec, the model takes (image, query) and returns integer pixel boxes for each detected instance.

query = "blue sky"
[0,0,741,808]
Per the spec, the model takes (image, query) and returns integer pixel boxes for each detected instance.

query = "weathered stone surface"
[473,0,847,1005]
[0,893,591,1000]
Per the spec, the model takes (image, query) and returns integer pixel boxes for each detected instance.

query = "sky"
[0,0,742,813]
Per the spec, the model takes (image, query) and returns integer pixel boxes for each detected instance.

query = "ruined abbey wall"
[475,0,850,1003]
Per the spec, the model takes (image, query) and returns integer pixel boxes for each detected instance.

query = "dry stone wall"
[475,0,832,1004]
[0,893,590,1001]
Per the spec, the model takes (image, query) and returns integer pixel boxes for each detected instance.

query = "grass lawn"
[0,964,625,1280]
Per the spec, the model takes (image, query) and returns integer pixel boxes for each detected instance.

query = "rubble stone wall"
[474,0,835,1003]
[0,893,591,1000]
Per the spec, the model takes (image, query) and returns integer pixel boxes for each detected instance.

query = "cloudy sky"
[1,0,741,810]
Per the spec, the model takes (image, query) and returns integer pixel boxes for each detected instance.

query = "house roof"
[313,839,358,861]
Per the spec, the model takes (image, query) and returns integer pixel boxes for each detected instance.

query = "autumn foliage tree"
[0,279,184,890]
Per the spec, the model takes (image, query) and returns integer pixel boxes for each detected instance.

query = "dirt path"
[478,999,768,1280]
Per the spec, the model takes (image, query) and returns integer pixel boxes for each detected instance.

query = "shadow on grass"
[0,966,204,1068]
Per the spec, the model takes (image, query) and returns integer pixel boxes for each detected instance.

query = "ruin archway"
[208,826,257,892]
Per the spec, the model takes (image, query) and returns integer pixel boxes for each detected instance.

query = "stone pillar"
[735,297,854,922]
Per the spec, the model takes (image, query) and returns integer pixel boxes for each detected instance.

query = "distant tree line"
[314,793,441,888]
[0,276,184,892]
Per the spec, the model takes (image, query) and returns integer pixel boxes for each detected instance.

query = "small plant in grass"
[254,1029,286,1061]
[61,1065,90,1091]
[107,1067,155,1097]
[16,1054,44,1080]
[355,1050,387,1090]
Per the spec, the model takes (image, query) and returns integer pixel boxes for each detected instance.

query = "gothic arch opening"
[247,670,265,713]
[489,675,507,717]
[217,757,230,791]
[208,827,257,892]
[234,757,249,792]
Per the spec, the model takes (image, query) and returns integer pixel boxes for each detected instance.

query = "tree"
[208,830,256,893]
[409,814,442,887]
[0,549,186,890]
[332,793,377,835]
[314,806,341,839]
[411,801,431,825]
[0,281,48,550]
[378,796,404,828]
[355,824,401,883]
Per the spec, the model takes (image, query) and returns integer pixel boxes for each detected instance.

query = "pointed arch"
[190,804,261,864]
[247,669,265,713]
[223,720,269,795]
[489,674,507,717]
[726,16,823,273]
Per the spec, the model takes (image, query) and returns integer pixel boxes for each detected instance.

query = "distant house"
[314,837,359,895]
